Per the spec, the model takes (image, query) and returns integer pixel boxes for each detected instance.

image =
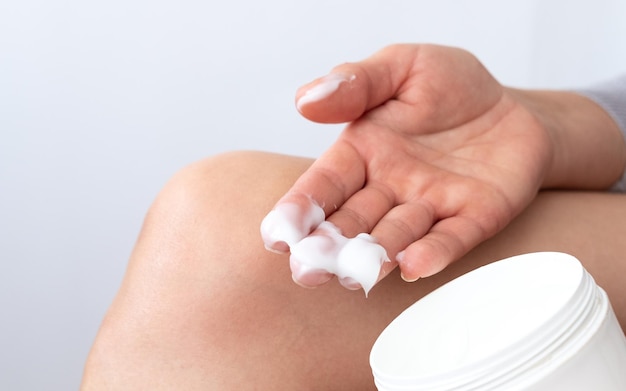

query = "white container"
[370,252,626,390]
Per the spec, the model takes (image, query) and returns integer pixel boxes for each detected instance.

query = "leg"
[81,151,626,390]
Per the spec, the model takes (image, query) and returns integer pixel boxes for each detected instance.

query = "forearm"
[508,87,626,190]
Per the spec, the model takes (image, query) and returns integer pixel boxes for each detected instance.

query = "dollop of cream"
[260,199,325,253]
[260,198,389,296]
[296,73,356,111]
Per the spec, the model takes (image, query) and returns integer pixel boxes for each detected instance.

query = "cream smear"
[260,198,389,296]
[296,73,356,111]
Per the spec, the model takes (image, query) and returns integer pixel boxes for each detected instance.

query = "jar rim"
[370,252,606,390]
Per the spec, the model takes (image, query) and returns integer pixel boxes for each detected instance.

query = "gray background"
[1,0,625,389]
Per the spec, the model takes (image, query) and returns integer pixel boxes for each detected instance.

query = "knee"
[149,150,296,227]
[128,150,313,294]
[140,150,311,262]
[82,151,313,388]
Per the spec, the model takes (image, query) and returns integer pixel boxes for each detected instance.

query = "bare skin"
[81,44,626,390]
[274,44,625,284]
[81,152,626,390]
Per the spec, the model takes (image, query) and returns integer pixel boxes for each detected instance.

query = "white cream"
[260,198,389,296]
[296,73,356,111]
[260,199,325,253]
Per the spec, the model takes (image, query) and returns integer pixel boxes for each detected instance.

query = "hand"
[266,44,555,284]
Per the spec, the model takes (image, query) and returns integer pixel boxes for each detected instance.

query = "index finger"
[260,139,366,252]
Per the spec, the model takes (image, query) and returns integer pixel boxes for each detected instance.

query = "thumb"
[295,44,417,124]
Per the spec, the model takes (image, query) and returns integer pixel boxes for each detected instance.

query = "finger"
[327,199,438,292]
[278,179,395,291]
[354,200,436,288]
[260,141,365,252]
[319,183,396,291]
[396,215,490,281]
[289,221,388,295]
[260,194,326,253]
[288,228,335,289]
[290,260,334,289]
[295,44,418,124]
[371,200,436,258]
[325,182,395,238]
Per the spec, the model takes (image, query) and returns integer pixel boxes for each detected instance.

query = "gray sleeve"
[576,75,626,192]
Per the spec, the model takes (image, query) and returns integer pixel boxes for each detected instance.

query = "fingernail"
[290,256,333,288]
[263,243,289,254]
[397,251,420,282]
[296,73,356,111]
[400,272,420,283]
[338,276,362,290]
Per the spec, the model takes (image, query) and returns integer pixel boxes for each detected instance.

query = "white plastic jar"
[370,252,626,390]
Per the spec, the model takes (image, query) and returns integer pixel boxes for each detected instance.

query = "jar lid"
[370,252,599,390]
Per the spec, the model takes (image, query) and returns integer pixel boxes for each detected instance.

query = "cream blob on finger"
[288,223,339,286]
[290,222,389,297]
[260,198,325,252]
[335,233,389,295]
[296,73,356,111]
[261,198,390,296]
[289,258,334,288]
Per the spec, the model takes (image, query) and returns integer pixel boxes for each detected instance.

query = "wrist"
[507,88,626,190]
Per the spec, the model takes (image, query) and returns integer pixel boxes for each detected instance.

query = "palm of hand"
[278,45,553,282]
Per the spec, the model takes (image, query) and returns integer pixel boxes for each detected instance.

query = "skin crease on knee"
[81,151,626,391]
